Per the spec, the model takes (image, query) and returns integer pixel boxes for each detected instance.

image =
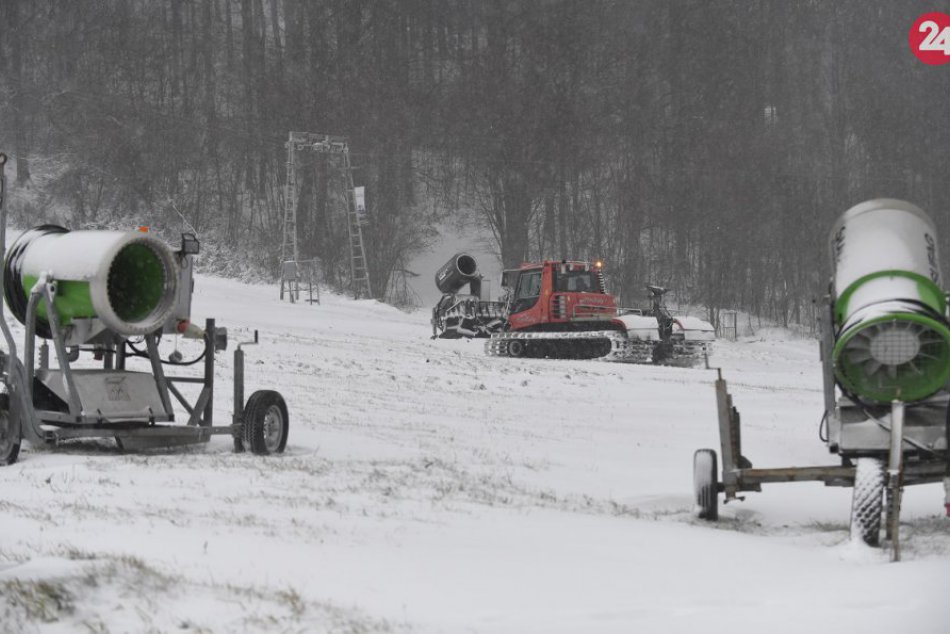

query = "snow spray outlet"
[3,225,179,337]
[434,252,481,295]
[829,199,950,403]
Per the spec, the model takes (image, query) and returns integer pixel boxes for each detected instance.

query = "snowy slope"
[1,274,948,633]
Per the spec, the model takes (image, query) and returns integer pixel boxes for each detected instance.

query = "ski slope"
[1,274,948,633]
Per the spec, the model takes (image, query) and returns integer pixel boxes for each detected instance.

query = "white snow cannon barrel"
[435,252,480,294]
[829,199,950,403]
[3,225,180,338]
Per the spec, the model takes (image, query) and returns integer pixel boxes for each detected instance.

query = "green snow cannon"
[830,199,950,404]
[3,225,179,338]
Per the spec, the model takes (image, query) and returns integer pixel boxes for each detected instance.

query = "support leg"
[886,400,905,562]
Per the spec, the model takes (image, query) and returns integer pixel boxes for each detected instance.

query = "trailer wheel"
[850,457,884,546]
[0,394,21,466]
[243,390,288,455]
[508,339,526,358]
[693,448,719,520]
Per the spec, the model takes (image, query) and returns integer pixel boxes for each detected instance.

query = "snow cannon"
[829,199,950,403]
[430,252,504,338]
[3,225,179,339]
[435,252,481,296]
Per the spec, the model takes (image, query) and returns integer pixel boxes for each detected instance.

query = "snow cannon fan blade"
[3,226,180,339]
[829,200,950,403]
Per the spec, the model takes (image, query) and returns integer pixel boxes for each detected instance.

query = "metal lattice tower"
[280,131,372,300]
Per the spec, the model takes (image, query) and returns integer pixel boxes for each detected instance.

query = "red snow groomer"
[431,254,714,364]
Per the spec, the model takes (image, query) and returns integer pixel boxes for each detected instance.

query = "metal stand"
[13,282,230,449]
[279,259,320,305]
[701,366,946,562]
[0,278,287,456]
[279,260,300,303]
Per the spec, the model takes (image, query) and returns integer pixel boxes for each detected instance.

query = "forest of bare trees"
[1,0,948,329]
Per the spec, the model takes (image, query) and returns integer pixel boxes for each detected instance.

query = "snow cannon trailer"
[694,199,950,561]
[0,153,289,465]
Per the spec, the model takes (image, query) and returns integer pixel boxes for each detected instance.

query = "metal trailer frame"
[696,295,949,561]
[0,153,287,460]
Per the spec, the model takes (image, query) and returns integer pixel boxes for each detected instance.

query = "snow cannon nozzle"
[829,200,950,404]
[3,225,180,339]
[435,252,482,296]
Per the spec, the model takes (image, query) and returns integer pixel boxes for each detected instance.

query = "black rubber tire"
[693,448,719,520]
[527,342,547,358]
[243,390,288,455]
[0,393,21,466]
[507,339,526,358]
[850,457,884,546]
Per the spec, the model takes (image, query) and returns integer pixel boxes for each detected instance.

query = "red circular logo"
[910,12,950,65]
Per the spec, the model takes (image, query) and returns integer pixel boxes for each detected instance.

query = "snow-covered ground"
[1,275,948,633]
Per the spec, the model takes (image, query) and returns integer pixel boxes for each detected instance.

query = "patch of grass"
[1,578,75,622]
[805,520,848,533]
[276,587,306,618]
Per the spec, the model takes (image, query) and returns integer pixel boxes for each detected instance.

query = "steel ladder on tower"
[341,147,372,299]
